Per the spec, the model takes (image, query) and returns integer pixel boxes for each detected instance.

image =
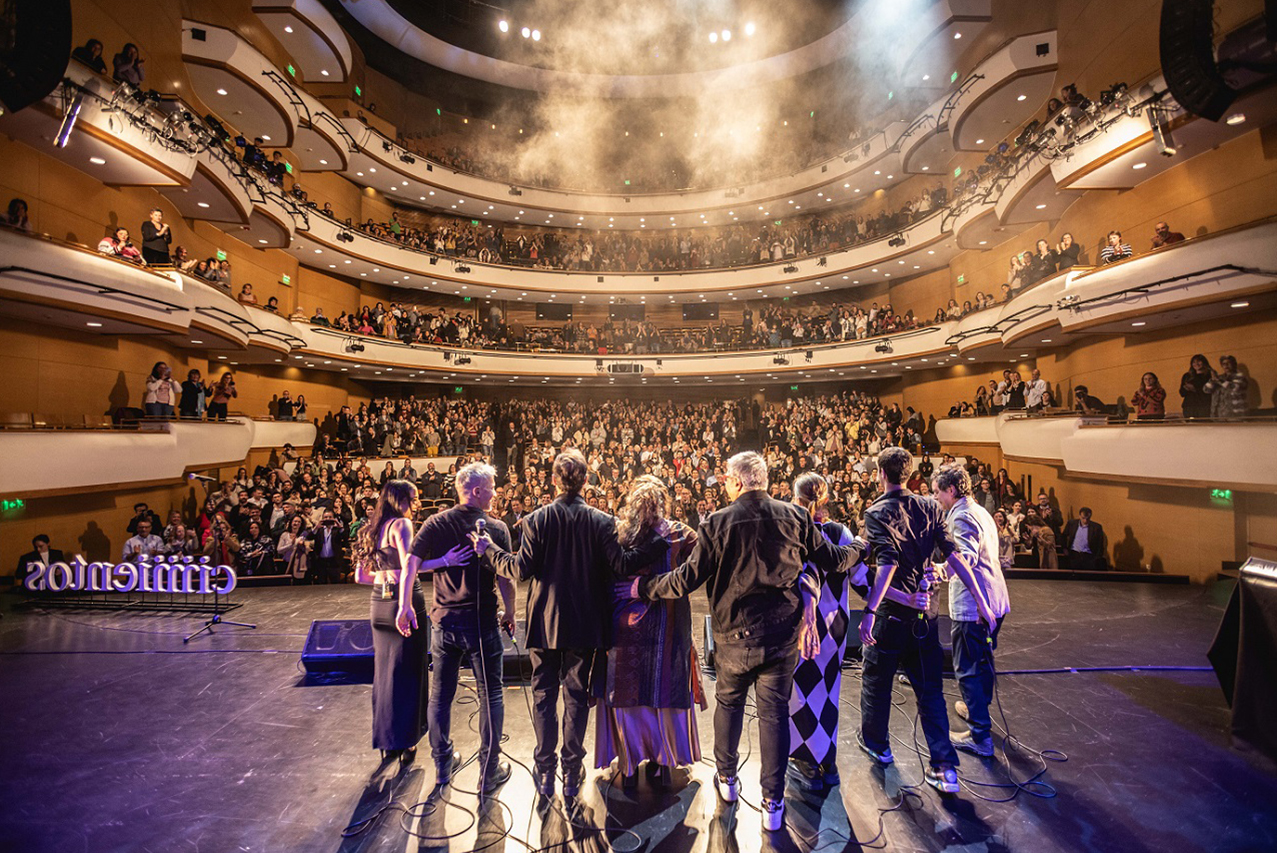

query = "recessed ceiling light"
[1041,338,1052,343]
[216,88,228,96]
[258,239,268,244]
[978,240,987,245]
[89,156,106,165]
[321,70,330,77]
[191,340,203,344]
[1131,321,1146,327]
[922,74,930,81]
[1035,204,1046,209]
[975,138,984,145]
[1133,162,1147,170]
[922,166,930,171]
[1230,301,1249,309]
[284,25,293,33]
[369,167,376,172]
[1016,94,1026,101]
[86,321,102,327]
[197,202,210,208]
[953,31,962,39]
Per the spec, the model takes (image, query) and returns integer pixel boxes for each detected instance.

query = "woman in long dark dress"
[354,480,467,762]
[597,476,704,790]
[1179,354,1212,418]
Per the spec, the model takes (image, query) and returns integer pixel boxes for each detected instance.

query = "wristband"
[862,607,878,617]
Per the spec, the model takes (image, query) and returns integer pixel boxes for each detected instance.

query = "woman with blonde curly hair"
[597,476,706,790]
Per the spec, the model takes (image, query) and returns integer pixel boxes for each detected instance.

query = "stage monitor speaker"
[498,618,533,680]
[301,618,378,675]
[1159,0,1237,121]
[0,0,72,114]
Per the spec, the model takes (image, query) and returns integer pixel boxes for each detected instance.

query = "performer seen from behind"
[930,464,1011,757]
[858,448,996,795]
[410,462,517,794]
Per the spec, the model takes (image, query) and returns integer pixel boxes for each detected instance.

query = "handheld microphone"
[475,516,487,537]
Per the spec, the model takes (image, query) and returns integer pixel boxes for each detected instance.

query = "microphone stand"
[184,547,256,643]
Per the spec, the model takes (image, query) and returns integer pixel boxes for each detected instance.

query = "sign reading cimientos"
[24,555,238,594]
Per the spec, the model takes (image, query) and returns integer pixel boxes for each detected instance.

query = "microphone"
[475,516,487,537]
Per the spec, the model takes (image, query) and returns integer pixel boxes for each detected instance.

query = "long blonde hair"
[618,476,669,547]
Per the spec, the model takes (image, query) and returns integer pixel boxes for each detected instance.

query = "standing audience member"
[1179,354,1213,418]
[143,361,181,418]
[930,465,1010,758]
[307,508,348,583]
[208,372,237,421]
[1099,230,1133,265]
[1063,508,1106,571]
[1204,355,1250,419]
[112,43,145,86]
[1055,233,1080,269]
[237,284,258,305]
[277,515,310,580]
[139,209,172,265]
[179,369,211,419]
[1025,369,1049,411]
[72,39,108,74]
[1131,372,1167,420]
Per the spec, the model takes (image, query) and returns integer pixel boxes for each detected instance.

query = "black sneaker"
[925,764,960,795]
[951,730,994,757]
[435,751,461,786]
[535,770,556,798]
[563,769,584,800]
[856,731,894,766]
[481,760,512,795]
[787,758,824,792]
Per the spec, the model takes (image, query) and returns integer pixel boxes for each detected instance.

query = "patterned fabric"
[789,520,857,766]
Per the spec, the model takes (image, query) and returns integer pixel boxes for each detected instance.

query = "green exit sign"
[471,219,480,225]
[216,249,227,261]
[957,274,965,284]
[436,108,442,115]
[624,180,631,186]
[954,166,962,178]
[1211,488,1233,503]
[287,64,295,77]
[280,274,291,285]
[454,386,463,394]
[463,296,472,302]
[790,386,799,391]
[285,162,293,174]
[951,70,959,83]
[1,498,24,512]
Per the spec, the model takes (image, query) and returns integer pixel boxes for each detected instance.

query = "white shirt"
[1025,379,1048,408]
[945,496,1011,622]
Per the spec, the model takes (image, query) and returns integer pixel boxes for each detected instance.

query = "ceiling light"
[978,240,987,245]
[321,70,329,77]
[216,88,228,96]
[953,31,962,39]
[709,32,718,43]
[197,202,210,208]
[86,321,102,327]
[975,138,984,145]
[1016,94,1027,101]
[521,26,530,37]
[498,19,509,32]
[745,22,756,36]
[258,239,268,244]
[1225,112,1246,125]
[1131,321,1146,327]
[1035,203,1046,209]
[721,29,731,41]
[1133,162,1147,170]
[1230,301,1249,309]
[922,74,930,81]
[89,156,106,165]
[531,29,541,41]
[319,159,328,165]
[922,166,930,171]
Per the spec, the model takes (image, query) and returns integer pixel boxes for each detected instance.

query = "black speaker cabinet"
[302,618,380,675]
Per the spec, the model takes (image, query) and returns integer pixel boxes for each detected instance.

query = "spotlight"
[336,231,355,243]
[521,26,530,38]
[343,339,365,354]
[454,355,472,366]
[382,141,392,152]
[508,186,523,196]
[1015,119,1042,146]
[455,264,472,274]
[887,234,906,248]
[399,153,416,164]
[782,264,799,274]
[1148,108,1176,157]
[443,351,453,362]
[804,350,814,363]
[773,355,790,366]
[1099,82,1128,107]
[54,90,84,149]
[595,359,605,371]
[817,256,828,267]
[429,256,438,266]
[874,340,893,354]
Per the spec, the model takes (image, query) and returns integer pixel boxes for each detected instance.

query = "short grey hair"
[726,451,768,491]
[455,462,496,497]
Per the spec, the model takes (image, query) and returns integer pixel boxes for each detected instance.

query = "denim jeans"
[860,612,959,768]
[713,640,799,801]
[951,617,1004,742]
[428,621,505,782]
[528,647,596,779]
[145,402,174,418]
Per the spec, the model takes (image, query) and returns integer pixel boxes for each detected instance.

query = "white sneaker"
[761,798,785,832]
[714,773,740,802]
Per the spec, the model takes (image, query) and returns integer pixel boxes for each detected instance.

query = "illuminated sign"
[1,498,23,512]
[216,249,227,261]
[24,556,237,595]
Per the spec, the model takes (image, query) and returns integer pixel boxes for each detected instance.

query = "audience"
[4,198,31,232]
[71,39,108,75]
[1204,355,1250,419]
[97,227,145,265]
[1131,372,1167,420]
[1099,230,1134,265]
[139,209,172,265]
[1150,221,1185,248]
[112,43,145,87]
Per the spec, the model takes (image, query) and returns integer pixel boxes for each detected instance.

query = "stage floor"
[1,579,1275,853]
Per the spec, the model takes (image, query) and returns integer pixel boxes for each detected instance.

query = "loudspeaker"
[1159,0,1236,121]
[0,0,72,114]
[301,618,378,674]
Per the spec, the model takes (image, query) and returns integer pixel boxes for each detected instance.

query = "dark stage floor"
[1,579,1275,853]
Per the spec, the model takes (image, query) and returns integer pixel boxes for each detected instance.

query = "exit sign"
[287,64,295,77]
[216,249,226,261]
[280,274,291,286]
[953,166,962,178]
[790,385,799,391]
[454,386,463,394]
[957,274,965,284]
[354,85,361,97]
[1,498,24,512]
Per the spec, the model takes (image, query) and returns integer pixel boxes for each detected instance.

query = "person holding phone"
[208,372,237,422]
[143,361,181,418]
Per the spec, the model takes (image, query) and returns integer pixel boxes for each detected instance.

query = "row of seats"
[0,413,115,429]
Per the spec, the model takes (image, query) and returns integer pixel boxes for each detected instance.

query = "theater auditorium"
[2,0,1276,850]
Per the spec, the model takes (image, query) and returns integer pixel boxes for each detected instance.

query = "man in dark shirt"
[501,496,526,551]
[472,449,666,801]
[126,502,164,536]
[1150,221,1185,248]
[630,451,865,831]
[858,448,995,795]
[411,462,515,794]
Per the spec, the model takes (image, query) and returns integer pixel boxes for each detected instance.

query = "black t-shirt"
[410,504,510,628]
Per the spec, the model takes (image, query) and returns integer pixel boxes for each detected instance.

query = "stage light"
[498,19,509,32]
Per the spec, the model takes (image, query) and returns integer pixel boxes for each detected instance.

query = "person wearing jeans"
[411,462,515,794]
[859,448,997,795]
[628,452,864,832]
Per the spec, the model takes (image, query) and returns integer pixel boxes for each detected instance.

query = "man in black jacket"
[626,451,865,832]
[473,449,667,801]
[1062,508,1106,571]
[16,535,64,587]
[306,508,347,583]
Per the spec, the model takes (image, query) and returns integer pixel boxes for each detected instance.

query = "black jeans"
[951,617,1004,742]
[860,612,959,769]
[528,647,596,779]
[429,620,505,781]
[713,640,799,801]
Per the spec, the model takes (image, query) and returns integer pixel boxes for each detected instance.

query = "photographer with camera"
[306,508,348,584]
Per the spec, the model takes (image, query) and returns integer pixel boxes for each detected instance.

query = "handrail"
[0,265,188,312]
[261,68,310,125]
[1058,264,1277,312]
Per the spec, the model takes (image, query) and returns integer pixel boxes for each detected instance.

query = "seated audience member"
[16,535,64,586]
[1179,353,1213,418]
[1055,233,1080,269]
[1099,230,1134,265]
[1150,221,1185,248]
[140,209,172,265]
[237,283,258,305]
[1072,385,1106,415]
[311,307,331,326]
[1131,372,1167,420]
[4,198,32,232]
[122,518,164,561]
[1062,507,1106,571]
[1204,355,1250,419]
[264,296,280,313]
[237,521,276,576]
[98,227,145,265]
[112,43,145,86]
